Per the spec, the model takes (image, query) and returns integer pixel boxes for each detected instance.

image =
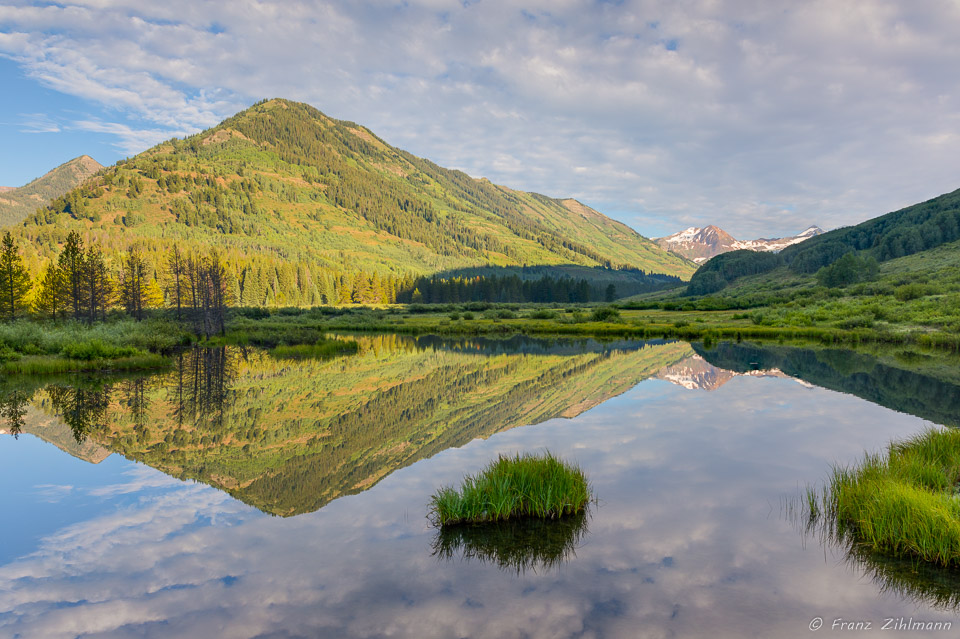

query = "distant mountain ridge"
[655,224,823,263]
[0,155,102,227]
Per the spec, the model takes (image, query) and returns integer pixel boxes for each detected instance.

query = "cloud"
[18,112,60,133]
[72,119,189,155]
[2,0,960,236]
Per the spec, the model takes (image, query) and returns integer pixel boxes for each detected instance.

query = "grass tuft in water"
[429,452,590,527]
[811,428,960,567]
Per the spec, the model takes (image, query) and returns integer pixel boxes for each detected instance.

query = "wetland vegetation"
[428,452,591,526]
[806,428,960,568]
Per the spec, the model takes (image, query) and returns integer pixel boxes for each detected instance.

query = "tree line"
[0,230,231,335]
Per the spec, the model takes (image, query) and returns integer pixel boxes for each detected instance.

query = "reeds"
[812,428,960,567]
[429,452,591,526]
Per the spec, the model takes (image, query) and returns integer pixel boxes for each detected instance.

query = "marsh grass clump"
[429,452,590,527]
[811,428,960,567]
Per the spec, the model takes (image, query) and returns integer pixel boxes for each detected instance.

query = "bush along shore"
[429,452,591,527]
[807,428,960,567]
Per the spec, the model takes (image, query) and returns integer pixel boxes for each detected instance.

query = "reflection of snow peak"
[655,355,813,391]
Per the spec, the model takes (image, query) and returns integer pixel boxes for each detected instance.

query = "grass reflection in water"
[431,509,590,574]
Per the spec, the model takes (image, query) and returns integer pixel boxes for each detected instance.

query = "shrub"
[590,306,620,322]
[894,283,933,301]
[60,340,143,360]
[528,310,557,320]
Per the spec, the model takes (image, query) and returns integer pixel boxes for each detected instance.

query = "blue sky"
[2,0,959,239]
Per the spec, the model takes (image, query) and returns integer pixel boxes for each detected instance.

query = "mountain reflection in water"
[4,336,960,638]
[4,337,960,519]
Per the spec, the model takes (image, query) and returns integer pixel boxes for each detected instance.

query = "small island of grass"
[810,428,960,567]
[429,452,590,527]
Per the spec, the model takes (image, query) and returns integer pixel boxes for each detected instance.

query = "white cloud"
[2,0,960,237]
[19,112,60,133]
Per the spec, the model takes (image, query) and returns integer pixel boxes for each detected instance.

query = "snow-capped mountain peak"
[655,225,823,263]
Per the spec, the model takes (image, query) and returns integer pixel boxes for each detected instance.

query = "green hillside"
[24,337,692,516]
[13,99,694,305]
[684,186,960,296]
[0,155,102,228]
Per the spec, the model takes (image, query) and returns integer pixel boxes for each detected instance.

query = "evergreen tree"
[0,232,31,320]
[59,231,86,320]
[81,245,112,324]
[33,261,65,320]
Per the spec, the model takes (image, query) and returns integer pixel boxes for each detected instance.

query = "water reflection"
[695,341,960,426]
[5,336,694,516]
[432,511,590,574]
[6,337,960,520]
[788,497,960,613]
[0,388,27,438]
[4,337,960,637]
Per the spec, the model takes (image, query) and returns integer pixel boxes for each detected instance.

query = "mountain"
[655,224,823,263]
[685,186,960,296]
[0,155,102,228]
[14,99,694,304]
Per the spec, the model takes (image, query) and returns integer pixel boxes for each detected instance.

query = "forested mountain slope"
[0,155,102,227]
[13,99,693,305]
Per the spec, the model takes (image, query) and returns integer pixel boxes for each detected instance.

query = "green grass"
[0,353,169,374]
[0,317,189,374]
[809,428,960,567]
[429,452,591,526]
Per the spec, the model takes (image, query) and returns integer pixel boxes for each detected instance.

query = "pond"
[2,336,959,638]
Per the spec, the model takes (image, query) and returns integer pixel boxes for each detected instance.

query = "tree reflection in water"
[0,388,28,438]
[432,510,589,574]
[46,382,111,444]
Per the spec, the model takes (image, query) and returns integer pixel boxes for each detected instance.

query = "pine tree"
[0,232,31,320]
[33,261,65,320]
[167,244,186,320]
[59,231,86,320]
[81,245,112,324]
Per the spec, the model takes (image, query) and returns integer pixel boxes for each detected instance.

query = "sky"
[1,0,959,239]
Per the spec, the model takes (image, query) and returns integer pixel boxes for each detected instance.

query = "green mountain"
[14,99,694,303]
[0,155,102,228]
[23,338,692,516]
[685,186,960,296]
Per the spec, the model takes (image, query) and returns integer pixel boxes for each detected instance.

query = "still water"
[1,337,959,638]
